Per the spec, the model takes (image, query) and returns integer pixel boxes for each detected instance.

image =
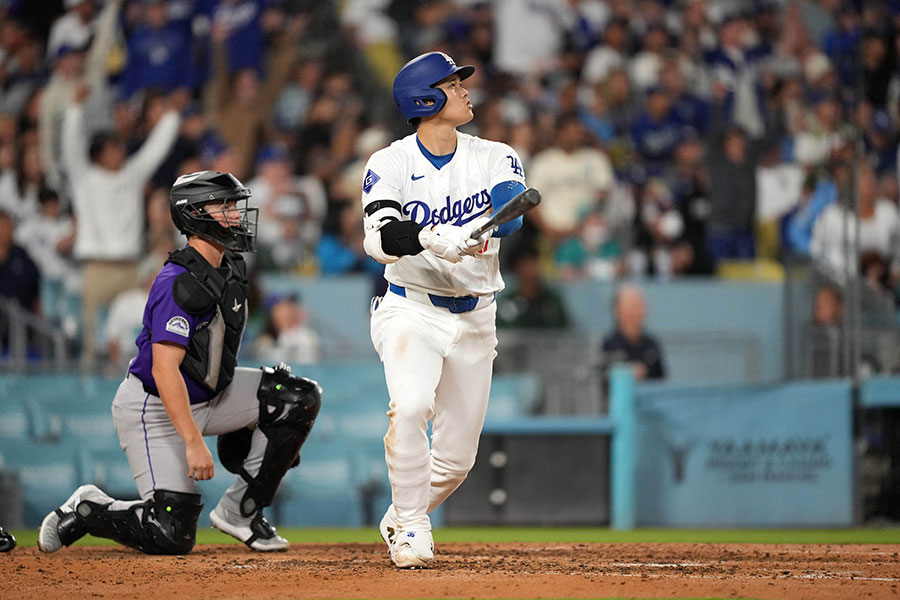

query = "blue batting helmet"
[392,52,475,122]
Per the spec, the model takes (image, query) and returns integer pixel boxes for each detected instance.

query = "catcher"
[38,171,321,555]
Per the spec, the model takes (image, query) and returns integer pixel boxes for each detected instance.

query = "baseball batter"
[38,171,321,555]
[362,52,526,568]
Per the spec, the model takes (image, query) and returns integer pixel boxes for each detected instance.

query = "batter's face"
[434,74,473,126]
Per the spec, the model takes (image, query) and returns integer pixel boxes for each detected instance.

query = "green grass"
[10,526,900,547]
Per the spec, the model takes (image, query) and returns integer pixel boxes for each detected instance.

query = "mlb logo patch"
[363,169,381,194]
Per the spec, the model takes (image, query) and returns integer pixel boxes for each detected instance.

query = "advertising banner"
[634,380,853,527]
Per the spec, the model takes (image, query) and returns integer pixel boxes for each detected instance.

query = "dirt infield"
[3,542,899,599]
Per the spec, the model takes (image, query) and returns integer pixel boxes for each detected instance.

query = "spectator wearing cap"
[629,85,686,177]
[198,129,242,176]
[659,56,709,136]
[46,0,96,62]
[705,11,769,139]
[120,0,194,103]
[204,11,301,178]
[39,0,121,192]
[61,84,179,366]
[863,109,898,176]
[793,96,847,168]
[248,143,327,272]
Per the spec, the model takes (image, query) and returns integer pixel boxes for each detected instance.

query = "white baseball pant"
[370,289,498,531]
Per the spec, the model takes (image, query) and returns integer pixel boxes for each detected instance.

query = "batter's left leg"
[428,306,498,513]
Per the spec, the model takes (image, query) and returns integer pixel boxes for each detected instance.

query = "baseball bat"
[469,187,542,239]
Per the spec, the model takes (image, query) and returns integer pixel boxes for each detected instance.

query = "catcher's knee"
[142,489,203,555]
[218,363,322,516]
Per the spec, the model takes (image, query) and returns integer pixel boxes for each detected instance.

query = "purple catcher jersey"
[128,261,218,404]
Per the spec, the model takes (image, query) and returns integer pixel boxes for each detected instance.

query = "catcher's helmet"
[392,52,474,122]
[169,170,258,252]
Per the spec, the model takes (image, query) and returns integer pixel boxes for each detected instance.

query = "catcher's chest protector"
[166,246,248,393]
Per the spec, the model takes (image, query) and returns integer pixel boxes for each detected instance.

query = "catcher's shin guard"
[61,490,203,555]
[218,363,322,517]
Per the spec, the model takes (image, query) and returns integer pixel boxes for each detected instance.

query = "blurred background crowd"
[0,0,898,372]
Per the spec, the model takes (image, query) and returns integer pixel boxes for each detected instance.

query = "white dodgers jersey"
[361,132,527,296]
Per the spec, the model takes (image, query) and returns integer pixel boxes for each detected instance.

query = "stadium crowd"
[0,0,899,365]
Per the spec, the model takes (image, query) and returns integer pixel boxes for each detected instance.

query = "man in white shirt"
[528,113,615,243]
[62,88,180,365]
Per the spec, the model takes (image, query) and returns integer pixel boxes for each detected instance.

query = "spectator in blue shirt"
[659,57,709,137]
[120,0,194,102]
[208,0,267,75]
[630,86,685,177]
[316,202,383,278]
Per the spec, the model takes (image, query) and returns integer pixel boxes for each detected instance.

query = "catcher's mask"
[169,170,258,252]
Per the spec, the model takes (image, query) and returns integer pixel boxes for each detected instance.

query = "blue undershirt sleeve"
[489,181,525,237]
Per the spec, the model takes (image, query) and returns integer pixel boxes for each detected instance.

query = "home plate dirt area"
[3,542,899,599]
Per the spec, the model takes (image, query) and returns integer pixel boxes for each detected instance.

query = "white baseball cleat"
[38,484,112,553]
[209,504,289,552]
[392,530,435,568]
[379,505,435,568]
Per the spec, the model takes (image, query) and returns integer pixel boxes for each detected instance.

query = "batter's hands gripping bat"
[469,187,542,240]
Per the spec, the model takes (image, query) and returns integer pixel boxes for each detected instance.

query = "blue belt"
[389,283,486,314]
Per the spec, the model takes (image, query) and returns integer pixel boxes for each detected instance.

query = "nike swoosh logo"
[411,174,425,181]
[232,299,242,312]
